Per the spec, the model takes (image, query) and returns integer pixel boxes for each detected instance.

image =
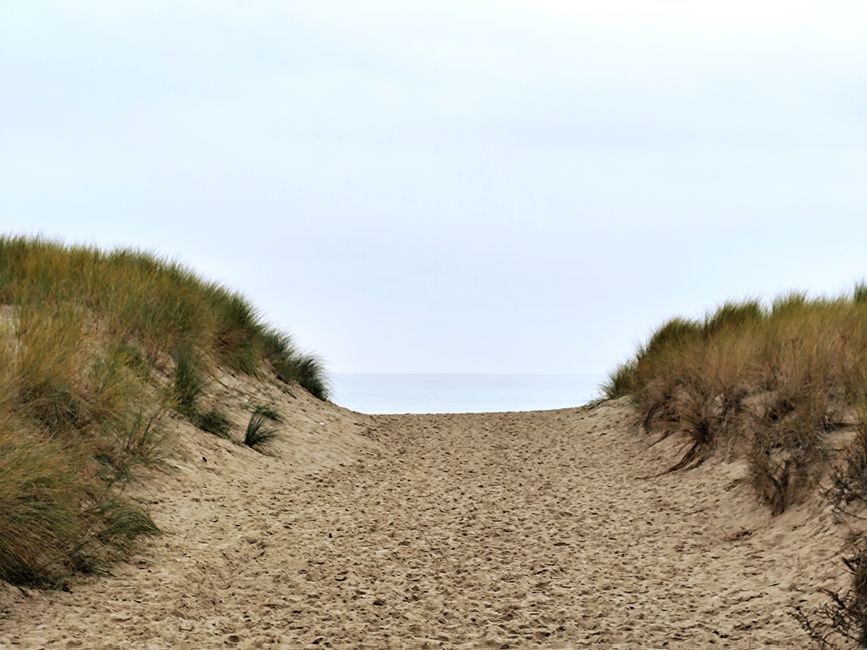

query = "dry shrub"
[747,423,825,516]
[795,405,867,647]
[827,397,867,515]
[794,535,867,648]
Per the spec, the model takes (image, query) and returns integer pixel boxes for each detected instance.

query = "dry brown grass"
[605,288,867,512]
[605,288,867,646]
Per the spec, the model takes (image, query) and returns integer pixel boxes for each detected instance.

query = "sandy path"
[0,398,845,648]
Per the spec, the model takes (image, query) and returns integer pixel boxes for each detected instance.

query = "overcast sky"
[1,1,865,375]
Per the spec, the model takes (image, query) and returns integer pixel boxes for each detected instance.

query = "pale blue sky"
[1,1,865,374]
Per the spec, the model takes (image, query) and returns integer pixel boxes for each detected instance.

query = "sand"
[0,387,849,648]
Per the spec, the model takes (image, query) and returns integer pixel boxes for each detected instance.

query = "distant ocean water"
[330,374,606,414]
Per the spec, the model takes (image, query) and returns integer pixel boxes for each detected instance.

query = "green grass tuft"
[192,409,232,438]
[243,414,280,454]
[0,427,84,585]
[172,345,205,414]
[252,404,283,422]
[601,360,637,399]
[72,499,160,576]
[702,299,764,336]
[644,317,704,355]
[263,330,330,400]
[771,291,809,315]
[289,354,330,401]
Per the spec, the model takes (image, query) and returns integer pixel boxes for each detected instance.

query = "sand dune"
[0,388,848,648]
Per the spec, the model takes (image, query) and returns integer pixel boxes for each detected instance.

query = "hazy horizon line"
[331,371,607,376]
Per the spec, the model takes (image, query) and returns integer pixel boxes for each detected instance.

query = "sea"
[330,374,606,415]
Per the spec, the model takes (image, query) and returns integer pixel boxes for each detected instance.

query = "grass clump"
[798,410,867,647]
[828,409,867,515]
[702,299,763,336]
[172,345,205,414]
[794,535,867,648]
[192,409,232,439]
[263,330,330,400]
[169,346,230,438]
[605,288,867,513]
[0,426,85,585]
[0,235,328,586]
[243,414,280,454]
[601,360,638,399]
[252,404,283,422]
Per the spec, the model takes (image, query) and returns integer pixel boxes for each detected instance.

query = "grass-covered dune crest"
[0,235,329,586]
[0,235,330,400]
[603,285,867,645]
[604,285,866,509]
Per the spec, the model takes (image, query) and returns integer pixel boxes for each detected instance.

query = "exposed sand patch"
[0,395,848,648]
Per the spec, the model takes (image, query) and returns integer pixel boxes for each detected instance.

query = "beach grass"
[243,413,280,454]
[252,404,283,422]
[0,235,328,585]
[604,285,867,644]
[604,284,867,511]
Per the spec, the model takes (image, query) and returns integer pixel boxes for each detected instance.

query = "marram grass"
[0,235,329,585]
[604,285,867,645]
[243,413,280,454]
[0,235,329,399]
[603,285,867,512]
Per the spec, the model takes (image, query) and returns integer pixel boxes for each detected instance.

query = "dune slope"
[0,396,846,648]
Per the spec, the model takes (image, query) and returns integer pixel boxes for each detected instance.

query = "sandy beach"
[0,387,847,648]
[4,1,864,646]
